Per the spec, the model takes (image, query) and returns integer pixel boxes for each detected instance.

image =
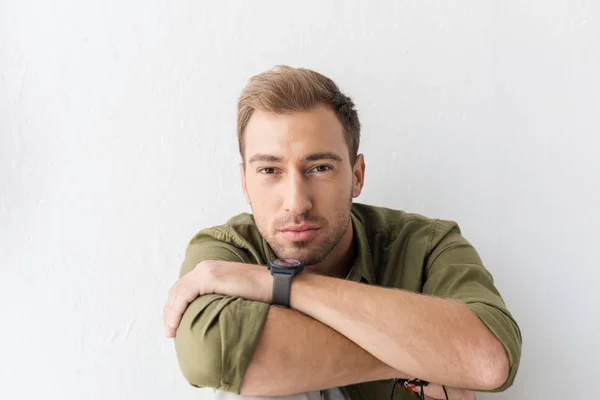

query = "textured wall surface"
[1,1,599,399]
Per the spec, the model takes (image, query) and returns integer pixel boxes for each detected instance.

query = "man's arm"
[282,220,520,392]
[239,302,403,396]
[171,261,477,399]
[172,267,405,395]
[289,273,508,391]
[170,233,403,395]
[168,223,519,395]
[173,281,473,399]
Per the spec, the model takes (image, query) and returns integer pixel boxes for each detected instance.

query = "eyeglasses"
[391,378,449,400]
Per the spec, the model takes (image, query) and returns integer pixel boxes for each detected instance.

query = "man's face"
[240,104,365,266]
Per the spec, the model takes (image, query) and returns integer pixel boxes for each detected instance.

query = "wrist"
[258,265,274,304]
[218,261,273,304]
[267,258,304,308]
[288,271,320,311]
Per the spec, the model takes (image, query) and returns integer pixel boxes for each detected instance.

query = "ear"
[239,162,250,204]
[351,154,366,198]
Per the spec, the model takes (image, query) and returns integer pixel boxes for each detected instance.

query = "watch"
[267,258,304,308]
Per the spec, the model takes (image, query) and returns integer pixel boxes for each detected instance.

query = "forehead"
[244,105,347,161]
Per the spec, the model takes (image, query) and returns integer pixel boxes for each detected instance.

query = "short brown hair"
[237,65,361,165]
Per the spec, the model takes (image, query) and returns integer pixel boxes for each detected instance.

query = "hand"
[162,260,271,338]
[420,383,477,400]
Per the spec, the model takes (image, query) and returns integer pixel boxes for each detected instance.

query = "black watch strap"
[272,273,293,308]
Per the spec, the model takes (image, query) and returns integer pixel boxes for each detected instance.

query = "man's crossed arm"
[163,260,511,398]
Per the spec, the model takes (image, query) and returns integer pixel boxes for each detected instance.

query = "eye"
[312,165,333,173]
[258,167,277,175]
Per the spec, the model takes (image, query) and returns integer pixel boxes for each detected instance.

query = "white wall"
[1,1,599,399]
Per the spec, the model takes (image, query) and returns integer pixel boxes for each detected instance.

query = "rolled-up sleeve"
[422,220,522,392]
[173,232,270,393]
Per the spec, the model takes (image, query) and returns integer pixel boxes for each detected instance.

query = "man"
[163,66,522,400]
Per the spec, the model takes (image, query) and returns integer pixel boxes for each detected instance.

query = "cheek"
[246,180,266,201]
[314,190,347,216]
[249,187,278,209]
[321,177,353,198]
[247,187,278,225]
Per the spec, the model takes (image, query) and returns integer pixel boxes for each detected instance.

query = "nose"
[282,170,312,216]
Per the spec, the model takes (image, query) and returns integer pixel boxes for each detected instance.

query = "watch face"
[272,258,302,268]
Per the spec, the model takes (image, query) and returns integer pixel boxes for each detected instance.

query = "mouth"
[279,225,321,242]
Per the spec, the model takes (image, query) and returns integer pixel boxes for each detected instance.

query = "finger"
[164,282,199,337]
[163,283,181,337]
[163,282,184,337]
[424,384,474,400]
[422,384,450,399]
[163,304,176,338]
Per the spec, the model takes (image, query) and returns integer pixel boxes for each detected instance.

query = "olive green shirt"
[174,203,522,399]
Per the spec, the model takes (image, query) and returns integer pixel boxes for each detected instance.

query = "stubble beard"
[253,197,353,266]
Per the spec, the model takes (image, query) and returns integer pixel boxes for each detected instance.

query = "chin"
[280,249,312,261]
[292,251,328,267]
[269,236,331,265]
[274,248,312,263]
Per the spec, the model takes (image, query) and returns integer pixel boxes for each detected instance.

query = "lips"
[280,225,320,241]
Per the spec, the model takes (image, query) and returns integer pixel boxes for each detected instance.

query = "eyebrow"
[301,152,343,163]
[247,152,343,164]
[247,154,283,164]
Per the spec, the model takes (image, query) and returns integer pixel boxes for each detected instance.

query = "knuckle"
[168,280,181,297]
[195,260,210,270]
[199,261,215,276]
